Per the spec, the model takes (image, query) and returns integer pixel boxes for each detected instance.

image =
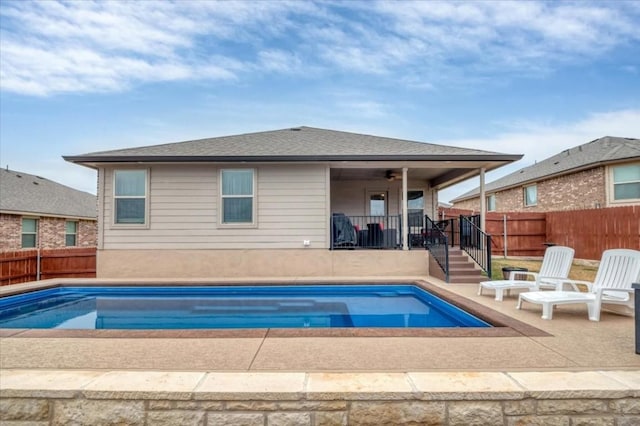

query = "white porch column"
[479,167,486,233]
[402,167,409,250]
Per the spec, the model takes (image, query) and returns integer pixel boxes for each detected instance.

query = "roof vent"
[33,181,39,185]
[289,127,302,131]
[16,174,22,178]
[554,161,559,165]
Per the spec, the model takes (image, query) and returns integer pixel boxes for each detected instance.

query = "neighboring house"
[451,136,640,213]
[64,126,521,279]
[0,168,97,251]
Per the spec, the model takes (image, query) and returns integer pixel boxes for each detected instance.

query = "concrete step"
[448,275,487,284]
[449,268,483,276]
[448,262,476,269]
[447,247,487,284]
[429,246,489,284]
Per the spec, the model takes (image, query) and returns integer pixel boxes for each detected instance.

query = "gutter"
[63,154,524,164]
[0,209,97,221]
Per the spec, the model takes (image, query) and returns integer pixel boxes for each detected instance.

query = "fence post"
[36,248,41,281]
[503,214,507,258]
[486,234,492,279]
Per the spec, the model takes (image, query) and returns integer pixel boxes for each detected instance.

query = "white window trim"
[608,162,640,205]
[21,217,39,248]
[218,168,258,228]
[523,184,537,207]
[111,168,150,229]
[65,220,78,246]
[487,194,496,212]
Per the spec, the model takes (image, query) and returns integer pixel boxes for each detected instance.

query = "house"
[0,168,97,251]
[63,126,521,279]
[451,136,640,213]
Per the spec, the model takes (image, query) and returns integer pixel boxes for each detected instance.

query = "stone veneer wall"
[453,166,607,213]
[0,213,97,251]
[1,370,638,425]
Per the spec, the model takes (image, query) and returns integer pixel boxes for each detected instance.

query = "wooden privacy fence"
[439,210,547,257]
[546,205,640,260]
[0,247,96,286]
[439,206,639,260]
[486,212,547,257]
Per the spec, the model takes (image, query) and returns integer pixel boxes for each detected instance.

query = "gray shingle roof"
[64,126,519,162]
[0,169,97,219]
[452,136,640,202]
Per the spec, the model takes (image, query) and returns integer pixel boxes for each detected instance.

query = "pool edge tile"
[507,371,637,398]
[194,372,306,401]
[306,372,416,400]
[408,372,525,400]
[82,371,206,400]
[0,369,105,398]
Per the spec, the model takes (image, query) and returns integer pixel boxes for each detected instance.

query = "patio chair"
[516,249,640,321]
[477,246,575,301]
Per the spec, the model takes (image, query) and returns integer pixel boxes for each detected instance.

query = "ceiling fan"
[385,170,401,181]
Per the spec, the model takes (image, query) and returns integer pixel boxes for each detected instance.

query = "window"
[612,163,640,201]
[65,221,77,246]
[114,170,147,224]
[368,192,387,216]
[22,218,38,248]
[408,190,424,227]
[487,194,496,212]
[221,169,255,224]
[524,185,537,207]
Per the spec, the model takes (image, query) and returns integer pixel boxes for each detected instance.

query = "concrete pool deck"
[2,277,639,424]
[0,276,638,371]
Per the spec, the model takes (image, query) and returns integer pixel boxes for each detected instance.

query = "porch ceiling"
[330,161,501,190]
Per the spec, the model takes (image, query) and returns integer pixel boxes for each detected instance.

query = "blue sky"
[1,0,639,202]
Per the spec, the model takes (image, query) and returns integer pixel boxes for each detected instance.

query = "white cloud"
[257,50,305,74]
[437,109,640,203]
[0,0,301,95]
[1,0,638,96]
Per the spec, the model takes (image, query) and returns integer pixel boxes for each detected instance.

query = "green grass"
[490,258,598,282]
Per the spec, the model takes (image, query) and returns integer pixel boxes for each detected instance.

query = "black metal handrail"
[433,218,456,247]
[330,214,401,249]
[459,215,492,278]
[425,215,449,282]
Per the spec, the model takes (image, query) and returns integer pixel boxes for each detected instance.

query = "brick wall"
[0,214,21,251]
[0,213,97,251]
[77,220,98,247]
[453,167,607,213]
[39,219,65,249]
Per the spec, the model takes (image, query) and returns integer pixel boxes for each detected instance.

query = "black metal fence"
[331,214,402,249]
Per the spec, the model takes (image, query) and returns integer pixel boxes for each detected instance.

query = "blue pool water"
[0,285,490,329]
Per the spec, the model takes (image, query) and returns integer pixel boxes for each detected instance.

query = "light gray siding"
[101,164,328,249]
[331,180,434,217]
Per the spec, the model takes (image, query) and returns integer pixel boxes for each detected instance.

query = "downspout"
[402,167,408,250]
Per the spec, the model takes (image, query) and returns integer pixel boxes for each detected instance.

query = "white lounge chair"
[478,246,575,301]
[517,249,640,321]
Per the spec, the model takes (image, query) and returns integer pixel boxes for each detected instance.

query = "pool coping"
[0,278,549,338]
[2,369,639,400]
[2,369,639,426]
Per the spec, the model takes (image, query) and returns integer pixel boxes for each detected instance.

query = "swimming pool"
[0,285,490,329]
